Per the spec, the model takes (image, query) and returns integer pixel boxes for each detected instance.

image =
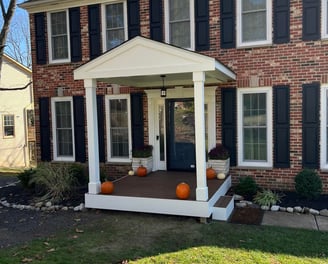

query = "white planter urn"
[132,156,153,173]
[207,158,230,175]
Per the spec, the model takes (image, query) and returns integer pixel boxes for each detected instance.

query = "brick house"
[20,0,328,218]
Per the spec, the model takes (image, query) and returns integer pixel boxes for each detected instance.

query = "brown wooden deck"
[111,170,225,201]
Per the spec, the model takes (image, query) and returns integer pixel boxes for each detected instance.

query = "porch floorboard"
[110,170,225,201]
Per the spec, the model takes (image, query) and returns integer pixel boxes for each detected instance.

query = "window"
[48,10,70,63]
[102,1,127,51]
[3,115,14,138]
[165,0,195,49]
[237,0,272,47]
[106,95,131,161]
[321,85,328,169]
[51,97,75,161]
[237,88,272,167]
[322,0,328,39]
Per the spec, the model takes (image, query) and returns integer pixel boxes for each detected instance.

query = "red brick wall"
[30,0,328,192]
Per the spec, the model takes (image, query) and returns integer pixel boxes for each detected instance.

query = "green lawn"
[0,212,327,263]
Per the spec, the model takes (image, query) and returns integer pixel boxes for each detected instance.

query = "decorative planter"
[132,156,153,174]
[207,158,230,175]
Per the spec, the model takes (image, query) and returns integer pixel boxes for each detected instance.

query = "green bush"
[69,163,88,186]
[29,163,79,203]
[17,168,37,189]
[295,169,322,200]
[234,176,258,198]
[253,189,283,207]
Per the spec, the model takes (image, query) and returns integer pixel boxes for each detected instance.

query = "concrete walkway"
[262,211,328,232]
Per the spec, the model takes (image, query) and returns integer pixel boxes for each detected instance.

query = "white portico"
[74,36,236,218]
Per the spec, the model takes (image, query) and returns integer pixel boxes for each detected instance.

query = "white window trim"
[237,87,273,167]
[236,0,272,48]
[51,97,75,162]
[105,94,132,162]
[47,10,71,64]
[164,0,195,50]
[320,85,328,169]
[101,0,128,52]
[322,0,328,39]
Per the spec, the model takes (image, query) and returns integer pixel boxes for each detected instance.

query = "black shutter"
[274,0,290,44]
[273,85,290,168]
[97,95,105,163]
[130,93,144,149]
[34,13,47,65]
[73,96,86,163]
[222,88,237,166]
[69,7,82,62]
[302,83,320,168]
[220,0,235,49]
[127,0,140,38]
[39,97,51,161]
[150,0,163,41]
[302,0,320,41]
[88,4,101,59]
[195,0,209,51]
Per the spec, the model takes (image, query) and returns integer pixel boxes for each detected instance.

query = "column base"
[196,187,209,201]
[88,181,101,194]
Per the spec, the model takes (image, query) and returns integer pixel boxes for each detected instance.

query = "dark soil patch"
[279,191,328,210]
[229,207,264,225]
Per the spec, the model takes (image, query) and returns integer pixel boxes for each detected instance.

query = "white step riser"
[212,197,234,221]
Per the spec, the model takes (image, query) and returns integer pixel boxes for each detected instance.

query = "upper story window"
[102,1,128,51]
[47,10,70,63]
[51,97,75,161]
[3,115,15,138]
[237,87,272,167]
[237,0,272,48]
[106,95,131,162]
[322,0,328,39]
[165,0,195,50]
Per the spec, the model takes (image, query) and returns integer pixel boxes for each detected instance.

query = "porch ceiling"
[74,36,236,87]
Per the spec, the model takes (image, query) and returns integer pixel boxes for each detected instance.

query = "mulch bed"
[229,207,264,225]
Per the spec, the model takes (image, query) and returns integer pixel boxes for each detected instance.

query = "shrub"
[208,144,230,160]
[69,163,88,186]
[17,168,37,189]
[295,169,322,200]
[234,176,258,198]
[29,163,79,203]
[253,189,283,207]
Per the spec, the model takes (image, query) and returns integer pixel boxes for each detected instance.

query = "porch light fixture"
[160,75,166,97]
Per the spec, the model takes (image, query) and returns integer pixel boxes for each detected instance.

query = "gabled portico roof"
[74,36,236,87]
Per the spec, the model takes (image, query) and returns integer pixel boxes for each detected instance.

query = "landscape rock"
[233,194,244,201]
[287,207,294,213]
[294,206,303,213]
[236,202,247,208]
[45,201,52,207]
[309,209,319,215]
[271,205,280,212]
[261,205,270,211]
[320,209,328,217]
[303,207,310,214]
[279,207,286,212]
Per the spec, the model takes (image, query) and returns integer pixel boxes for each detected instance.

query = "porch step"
[212,195,234,221]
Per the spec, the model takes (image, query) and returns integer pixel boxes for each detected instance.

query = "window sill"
[236,165,273,170]
[237,42,272,50]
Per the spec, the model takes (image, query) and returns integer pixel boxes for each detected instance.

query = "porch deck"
[85,171,233,219]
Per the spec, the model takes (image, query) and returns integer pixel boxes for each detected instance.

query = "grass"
[0,211,327,263]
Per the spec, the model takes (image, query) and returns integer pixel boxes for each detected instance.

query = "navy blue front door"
[166,99,196,171]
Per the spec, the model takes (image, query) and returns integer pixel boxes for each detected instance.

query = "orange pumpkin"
[176,182,190,200]
[136,166,147,177]
[101,181,114,194]
[206,167,216,179]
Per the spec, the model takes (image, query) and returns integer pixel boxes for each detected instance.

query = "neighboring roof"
[74,36,236,88]
[3,54,32,75]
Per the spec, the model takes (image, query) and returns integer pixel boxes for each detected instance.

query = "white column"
[193,71,208,201]
[85,79,101,194]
